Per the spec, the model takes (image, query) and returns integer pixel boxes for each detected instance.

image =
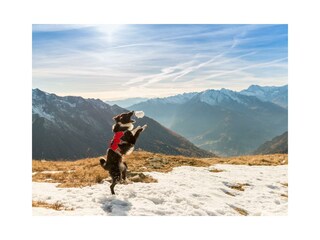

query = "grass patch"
[217,154,288,166]
[230,206,248,216]
[128,172,158,183]
[32,200,74,211]
[281,182,288,187]
[281,193,288,198]
[231,183,250,191]
[224,182,250,192]
[32,151,288,188]
[209,168,224,173]
[32,164,108,188]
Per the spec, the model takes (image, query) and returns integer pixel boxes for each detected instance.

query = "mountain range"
[105,97,149,108]
[253,131,288,154]
[32,89,214,160]
[240,85,288,108]
[129,85,288,156]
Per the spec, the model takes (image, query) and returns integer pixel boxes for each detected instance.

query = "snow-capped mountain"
[131,85,288,109]
[32,89,214,160]
[146,92,198,105]
[105,97,149,108]
[240,85,288,108]
[129,86,288,156]
[196,88,260,106]
[106,92,197,109]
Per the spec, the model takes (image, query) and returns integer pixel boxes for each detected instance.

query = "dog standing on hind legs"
[100,149,127,195]
[99,111,147,195]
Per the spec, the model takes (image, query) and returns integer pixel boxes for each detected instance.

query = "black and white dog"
[100,111,146,194]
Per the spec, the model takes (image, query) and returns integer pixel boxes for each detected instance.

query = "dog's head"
[113,111,135,124]
[112,111,135,132]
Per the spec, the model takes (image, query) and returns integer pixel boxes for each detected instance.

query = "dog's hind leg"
[119,171,123,184]
[122,171,126,181]
[110,179,117,195]
[123,162,128,180]
[122,163,127,181]
[118,162,127,183]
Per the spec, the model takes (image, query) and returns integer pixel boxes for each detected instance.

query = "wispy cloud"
[199,57,288,81]
[32,24,288,100]
[32,24,94,32]
[123,57,217,87]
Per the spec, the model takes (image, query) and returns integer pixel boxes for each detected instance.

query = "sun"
[95,24,126,43]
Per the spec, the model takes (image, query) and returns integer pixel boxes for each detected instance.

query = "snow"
[198,89,246,106]
[149,92,197,105]
[164,92,197,104]
[32,164,287,216]
[220,88,243,103]
[240,85,288,107]
[32,105,55,122]
[59,100,76,108]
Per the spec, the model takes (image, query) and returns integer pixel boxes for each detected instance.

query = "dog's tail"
[100,157,106,166]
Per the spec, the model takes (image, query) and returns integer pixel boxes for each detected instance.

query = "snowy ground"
[32,164,288,216]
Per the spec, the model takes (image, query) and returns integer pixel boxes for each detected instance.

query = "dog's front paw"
[142,124,147,131]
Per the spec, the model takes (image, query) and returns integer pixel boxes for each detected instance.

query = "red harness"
[109,131,124,151]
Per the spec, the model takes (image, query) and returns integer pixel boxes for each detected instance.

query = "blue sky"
[32,24,287,100]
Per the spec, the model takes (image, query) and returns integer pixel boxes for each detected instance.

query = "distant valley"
[254,131,288,155]
[129,85,288,156]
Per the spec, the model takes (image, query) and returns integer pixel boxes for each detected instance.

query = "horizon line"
[33,83,288,101]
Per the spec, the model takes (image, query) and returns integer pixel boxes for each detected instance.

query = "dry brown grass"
[214,154,288,166]
[32,151,288,188]
[32,200,74,211]
[32,160,78,172]
[281,182,288,187]
[33,157,109,188]
[226,183,251,192]
[230,206,248,216]
[128,172,158,183]
[281,193,288,198]
[125,151,213,172]
[209,168,224,173]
